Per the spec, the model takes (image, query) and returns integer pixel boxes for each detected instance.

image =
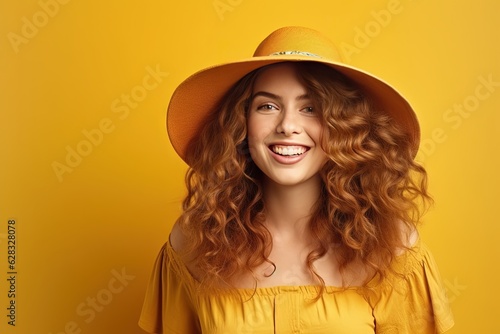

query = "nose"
[276,109,302,136]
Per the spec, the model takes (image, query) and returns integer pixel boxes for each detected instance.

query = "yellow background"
[1,0,498,333]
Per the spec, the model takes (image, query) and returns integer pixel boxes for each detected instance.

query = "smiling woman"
[138,26,454,333]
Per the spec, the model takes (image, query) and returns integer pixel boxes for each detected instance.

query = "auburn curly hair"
[176,61,431,295]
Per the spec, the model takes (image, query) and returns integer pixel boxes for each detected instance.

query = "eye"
[257,104,278,111]
[301,106,315,114]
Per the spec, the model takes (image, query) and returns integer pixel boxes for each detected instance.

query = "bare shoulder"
[169,221,203,280]
[169,221,187,253]
[396,220,419,254]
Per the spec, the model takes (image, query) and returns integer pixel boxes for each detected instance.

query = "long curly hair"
[176,61,431,294]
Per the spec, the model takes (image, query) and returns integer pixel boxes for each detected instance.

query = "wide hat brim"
[167,27,420,163]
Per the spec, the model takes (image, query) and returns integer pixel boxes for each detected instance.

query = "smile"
[270,145,309,156]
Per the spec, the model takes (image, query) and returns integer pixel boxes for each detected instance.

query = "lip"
[267,143,310,165]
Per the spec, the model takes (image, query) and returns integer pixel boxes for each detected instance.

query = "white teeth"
[271,145,307,156]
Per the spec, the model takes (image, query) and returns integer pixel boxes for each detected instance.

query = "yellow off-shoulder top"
[138,238,454,334]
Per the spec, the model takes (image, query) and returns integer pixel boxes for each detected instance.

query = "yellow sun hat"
[167,26,420,163]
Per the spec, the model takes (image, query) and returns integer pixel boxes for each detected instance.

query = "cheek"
[308,120,326,143]
[246,118,256,147]
[246,115,267,146]
[246,117,260,159]
[310,123,329,160]
[246,116,273,167]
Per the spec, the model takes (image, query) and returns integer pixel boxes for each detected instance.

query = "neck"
[262,176,322,239]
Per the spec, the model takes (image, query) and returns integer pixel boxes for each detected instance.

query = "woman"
[139,26,454,333]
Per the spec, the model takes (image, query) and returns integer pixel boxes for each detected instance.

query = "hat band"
[269,50,322,58]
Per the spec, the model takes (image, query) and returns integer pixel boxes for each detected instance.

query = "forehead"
[252,62,305,92]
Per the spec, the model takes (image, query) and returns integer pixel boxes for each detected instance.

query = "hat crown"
[253,26,343,62]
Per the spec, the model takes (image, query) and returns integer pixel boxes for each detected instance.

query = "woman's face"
[247,63,328,188]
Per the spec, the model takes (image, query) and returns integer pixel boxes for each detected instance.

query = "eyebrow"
[251,91,310,103]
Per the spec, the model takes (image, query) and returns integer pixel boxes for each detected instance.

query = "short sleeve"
[138,242,200,334]
[370,242,455,334]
